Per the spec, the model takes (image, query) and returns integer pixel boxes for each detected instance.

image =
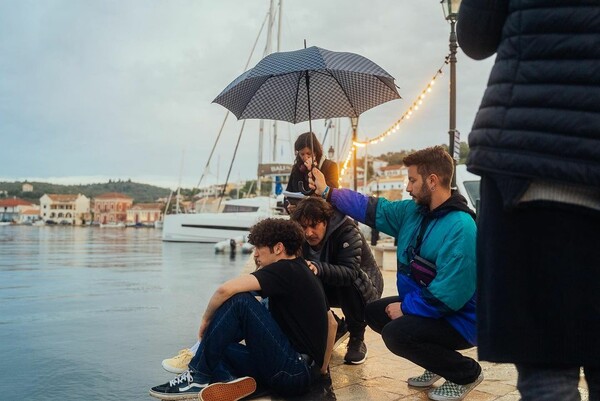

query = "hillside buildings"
[39,194,90,225]
[126,203,163,226]
[93,193,133,225]
[0,197,36,223]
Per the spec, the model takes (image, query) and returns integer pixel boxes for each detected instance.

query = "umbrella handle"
[298,181,315,196]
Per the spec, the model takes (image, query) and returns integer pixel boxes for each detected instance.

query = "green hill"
[0,180,171,204]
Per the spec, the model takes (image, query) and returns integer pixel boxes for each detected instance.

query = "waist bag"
[409,216,437,287]
[410,254,437,287]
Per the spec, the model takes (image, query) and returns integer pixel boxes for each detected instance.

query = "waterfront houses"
[19,209,41,224]
[93,192,133,224]
[39,194,91,225]
[126,203,163,226]
[0,197,35,223]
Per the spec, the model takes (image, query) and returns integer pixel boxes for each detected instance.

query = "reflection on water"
[0,226,248,401]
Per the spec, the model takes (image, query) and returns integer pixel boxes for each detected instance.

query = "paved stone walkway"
[240,257,590,401]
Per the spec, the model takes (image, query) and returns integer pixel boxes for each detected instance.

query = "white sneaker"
[428,372,484,401]
[408,369,442,387]
[161,349,194,374]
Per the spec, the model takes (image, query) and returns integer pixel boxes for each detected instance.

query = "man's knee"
[381,320,413,356]
[223,292,258,308]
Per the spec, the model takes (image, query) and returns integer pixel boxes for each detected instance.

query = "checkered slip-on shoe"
[407,370,442,387]
[199,376,257,401]
[428,372,484,401]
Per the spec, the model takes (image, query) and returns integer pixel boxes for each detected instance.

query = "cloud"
[0,0,494,187]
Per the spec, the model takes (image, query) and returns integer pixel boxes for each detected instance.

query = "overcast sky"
[0,0,495,189]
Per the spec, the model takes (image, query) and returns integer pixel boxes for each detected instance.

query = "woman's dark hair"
[294,132,323,166]
[247,218,304,256]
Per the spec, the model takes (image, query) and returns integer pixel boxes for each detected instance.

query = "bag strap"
[414,215,433,254]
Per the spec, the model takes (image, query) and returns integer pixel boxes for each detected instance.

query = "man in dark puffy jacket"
[291,197,383,365]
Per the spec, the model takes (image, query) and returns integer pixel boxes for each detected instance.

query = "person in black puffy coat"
[458,1,600,400]
[291,197,383,366]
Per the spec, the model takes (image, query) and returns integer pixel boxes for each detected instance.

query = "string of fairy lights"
[339,54,451,179]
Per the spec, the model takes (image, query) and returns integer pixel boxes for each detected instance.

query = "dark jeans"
[188,293,314,397]
[324,284,366,341]
[517,364,600,401]
[365,296,481,385]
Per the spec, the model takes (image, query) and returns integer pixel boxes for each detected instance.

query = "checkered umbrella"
[213,46,400,124]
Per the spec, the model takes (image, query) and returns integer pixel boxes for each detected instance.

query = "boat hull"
[161,212,286,243]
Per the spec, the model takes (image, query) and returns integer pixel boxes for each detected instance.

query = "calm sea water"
[0,225,249,401]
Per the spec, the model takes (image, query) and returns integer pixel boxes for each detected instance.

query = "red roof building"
[93,193,133,224]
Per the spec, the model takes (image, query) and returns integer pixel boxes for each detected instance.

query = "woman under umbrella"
[284,132,338,214]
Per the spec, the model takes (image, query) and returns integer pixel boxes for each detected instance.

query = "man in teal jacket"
[310,146,482,401]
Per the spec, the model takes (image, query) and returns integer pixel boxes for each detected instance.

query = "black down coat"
[458,0,600,188]
[458,0,600,365]
[302,211,383,305]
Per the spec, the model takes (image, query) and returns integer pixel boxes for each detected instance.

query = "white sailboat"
[162,196,285,243]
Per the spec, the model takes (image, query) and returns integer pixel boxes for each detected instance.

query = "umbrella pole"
[304,71,314,163]
[299,70,316,196]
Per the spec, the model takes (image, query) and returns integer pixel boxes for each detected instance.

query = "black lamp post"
[351,117,359,191]
[441,0,461,188]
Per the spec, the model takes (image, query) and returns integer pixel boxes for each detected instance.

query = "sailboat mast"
[272,0,282,162]
[258,0,277,194]
[176,149,184,214]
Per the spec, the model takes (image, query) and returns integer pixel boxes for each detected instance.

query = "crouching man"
[292,197,383,365]
[149,218,333,401]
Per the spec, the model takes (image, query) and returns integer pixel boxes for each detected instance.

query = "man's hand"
[307,165,327,195]
[385,302,404,320]
[306,260,319,275]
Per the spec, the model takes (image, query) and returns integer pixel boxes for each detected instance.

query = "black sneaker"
[344,337,367,365]
[333,317,349,349]
[149,369,208,400]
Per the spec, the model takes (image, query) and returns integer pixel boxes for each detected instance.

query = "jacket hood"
[323,210,351,243]
[419,192,476,220]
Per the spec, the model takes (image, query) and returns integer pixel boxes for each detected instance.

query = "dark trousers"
[517,364,600,401]
[188,293,313,397]
[324,284,366,341]
[365,296,481,385]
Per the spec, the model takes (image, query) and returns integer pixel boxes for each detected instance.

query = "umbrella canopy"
[213,46,400,124]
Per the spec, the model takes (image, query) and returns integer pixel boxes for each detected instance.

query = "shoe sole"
[162,360,188,374]
[149,389,201,400]
[344,349,368,365]
[199,376,257,401]
[333,332,350,350]
[407,375,441,388]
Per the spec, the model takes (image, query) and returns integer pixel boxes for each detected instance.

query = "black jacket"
[302,211,383,304]
[286,158,339,194]
[458,0,600,188]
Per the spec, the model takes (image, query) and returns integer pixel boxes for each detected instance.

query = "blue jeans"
[188,293,314,397]
[517,364,600,401]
